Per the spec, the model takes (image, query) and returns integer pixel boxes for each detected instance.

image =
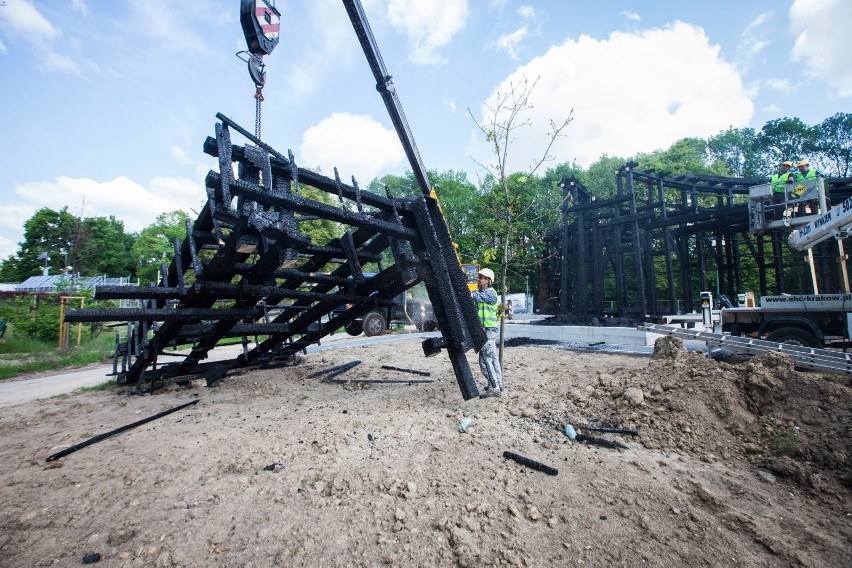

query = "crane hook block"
[240,0,280,56]
[248,55,266,88]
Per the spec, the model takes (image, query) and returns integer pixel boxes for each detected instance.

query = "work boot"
[479,389,502,399]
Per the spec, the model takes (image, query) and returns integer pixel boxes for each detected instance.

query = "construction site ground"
[0,335,849,567]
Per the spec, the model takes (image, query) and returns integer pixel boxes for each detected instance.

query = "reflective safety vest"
[795,169,816,182]
[476,291,498,328]
[770,172,791,193]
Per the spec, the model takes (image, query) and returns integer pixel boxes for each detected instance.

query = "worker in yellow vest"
[769,160,794,220]
[472,267,503,397]
[794,159,817,182]
[793,159,819,214]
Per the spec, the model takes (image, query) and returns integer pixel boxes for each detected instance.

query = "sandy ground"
[0,336,849,567]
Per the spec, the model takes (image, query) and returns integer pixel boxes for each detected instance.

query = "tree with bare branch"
[469,76,573,364]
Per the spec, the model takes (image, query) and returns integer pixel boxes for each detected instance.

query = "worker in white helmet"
[472,267,503,397]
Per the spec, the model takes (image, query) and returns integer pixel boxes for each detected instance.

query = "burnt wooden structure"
[65,115,485,399]
[547,165,852,319]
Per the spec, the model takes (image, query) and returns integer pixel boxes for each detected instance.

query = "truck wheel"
[344,321,363,336]
[363,311,386,337]
[766,327,822,348]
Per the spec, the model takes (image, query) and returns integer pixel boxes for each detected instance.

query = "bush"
[0,296,58,342]
[0,294,102,344]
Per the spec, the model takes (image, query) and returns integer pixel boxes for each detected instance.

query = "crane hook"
[247,55,266,88]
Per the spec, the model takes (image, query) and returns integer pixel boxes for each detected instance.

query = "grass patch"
[0,332,115,381]
[772,427,799,457]
[75,379,119,393]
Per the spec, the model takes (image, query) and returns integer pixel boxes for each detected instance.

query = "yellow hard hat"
[797,159,809,167]
[781,161,793,167]
[477,268,495,282]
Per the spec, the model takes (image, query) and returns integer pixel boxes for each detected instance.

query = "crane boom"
[342,0,432,196]
[788,194,852,251]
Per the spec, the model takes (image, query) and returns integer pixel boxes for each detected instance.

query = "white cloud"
[620,11,640,22]
[518,5,536,20]
[471,22,754,170]
[762,104,781,113]
[69,0,88,16]
[737,11,772,72]
[41,51,80,74]
[171,145,213,179]
[171,146,193,166]
[766,78,793,93]
[125,0,208,55]
[0,0,59,42]
[0,176,205,258]
[0,38,6,54]
[0,0,91,76]
[279,0,358,103]
[493,26,528,60]
[299,113,405,185]
[0,204,40,258]
[442,96,457,113]
[386,0,468,65]
[747,11,773,28]
[790,0,852,97]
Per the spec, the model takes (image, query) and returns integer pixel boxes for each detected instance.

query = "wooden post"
[837,239,850,293]
[807,249,819,294]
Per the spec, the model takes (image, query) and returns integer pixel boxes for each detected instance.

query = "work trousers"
[771,191,787,220]
[479,327,503,390]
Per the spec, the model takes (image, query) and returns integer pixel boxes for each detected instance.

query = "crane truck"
[720,177,852,348]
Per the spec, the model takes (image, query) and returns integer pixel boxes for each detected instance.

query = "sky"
[0,0,850,263]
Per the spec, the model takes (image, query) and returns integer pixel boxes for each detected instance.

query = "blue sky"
[1,0,850,262]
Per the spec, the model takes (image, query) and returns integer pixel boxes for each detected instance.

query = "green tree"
[429,169,482,262]
[0,207,77,281]
[637,137,729,176]
[297,185,345,245]
[707,127,765,177]
[74,216,136,276]
[583,155,625,200]
[469,76,572,360]
[757,117,813,166]
[810,112,852,177]
[367,169,484,265]
[131,211,190,285]
[367,172,419,199]
[0,256,24,282]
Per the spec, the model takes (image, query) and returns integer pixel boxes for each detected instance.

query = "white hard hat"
[477,268,495,281]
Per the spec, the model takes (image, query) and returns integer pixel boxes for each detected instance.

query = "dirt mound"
[650,335,687,360]
[562,338,851,495]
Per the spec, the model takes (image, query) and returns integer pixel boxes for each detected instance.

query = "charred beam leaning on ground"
[64,116,485,399]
